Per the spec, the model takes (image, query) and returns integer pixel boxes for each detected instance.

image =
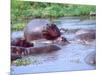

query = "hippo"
[11,46,26,56]
[24,19,61,42]
[75,29,96,44]
[11,31,34,48]
[11,37,34,48]
[11,53,22,61]
[11,19,69,61]
[11,31,61,61]
[84,51,96,66]
[11,31,33,61]
[11,19,69,47]
[11,45,61,57]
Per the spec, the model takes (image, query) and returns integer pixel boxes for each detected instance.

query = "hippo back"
[24,19,50,42]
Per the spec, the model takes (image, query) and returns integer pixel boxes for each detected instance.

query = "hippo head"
[42,23,61,40]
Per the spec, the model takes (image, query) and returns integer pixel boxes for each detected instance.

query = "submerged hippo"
[11,31,61,61]
[84,51,96,66]
[11,31,34,48]
[11,53,22,61]
[75,29,96,44]
[11,45,61,57]
[11,37,34,48]
[24,19,61,42]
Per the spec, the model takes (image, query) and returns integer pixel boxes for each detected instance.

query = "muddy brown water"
[11,16,96,74]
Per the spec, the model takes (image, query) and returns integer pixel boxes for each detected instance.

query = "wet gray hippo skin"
[11,53,22,61]
[84,51,96,65]
[11,32,61,61]
[11,45,61,56]
[11,19,71,61]
[11,19,63,61]
[75,29,96,44]
[11,31,34,48]
[11,37,34,48]
[24,19,61,42]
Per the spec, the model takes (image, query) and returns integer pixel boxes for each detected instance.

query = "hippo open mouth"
[42,24,61,40]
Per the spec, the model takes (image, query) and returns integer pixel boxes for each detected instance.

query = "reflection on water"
[11,16,96,74]
[55,16,95,30]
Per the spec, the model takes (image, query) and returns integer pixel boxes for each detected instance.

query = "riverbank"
[11,0,96,31]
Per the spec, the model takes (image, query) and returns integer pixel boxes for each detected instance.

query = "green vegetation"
[13,58,32,66]
[11,0,96,31]
[12,57,39,66]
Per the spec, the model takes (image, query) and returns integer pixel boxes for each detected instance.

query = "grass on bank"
[11,0,96,31]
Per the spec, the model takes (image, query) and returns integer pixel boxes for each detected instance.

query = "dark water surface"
[11,16,96,74]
